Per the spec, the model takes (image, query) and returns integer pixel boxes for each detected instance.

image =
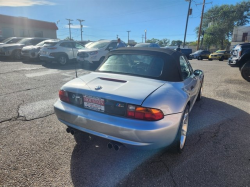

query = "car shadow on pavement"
[70,97,250,187]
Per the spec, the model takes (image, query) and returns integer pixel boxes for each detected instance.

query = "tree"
[64,36,74,41]
[146,38,170,47]
[170,40,182,46]
[158,38,170,47]
[196,1,250,49]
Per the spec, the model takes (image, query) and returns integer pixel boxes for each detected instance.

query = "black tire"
[208,59,212,61]
[57,54,68,65]
[241,62,250,82]
[12,50,21,60]
[196,80,203,101]
[219,56,224,61]
[170,105,190,153]
[197,56,201,60]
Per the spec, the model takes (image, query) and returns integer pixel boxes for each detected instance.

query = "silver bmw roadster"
[54,48,204,152]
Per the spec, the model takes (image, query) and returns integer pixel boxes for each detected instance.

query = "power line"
[66,18,73,40]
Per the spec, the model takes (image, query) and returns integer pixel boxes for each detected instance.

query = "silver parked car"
[21,39,59,61]
[0,37,48,60]
[54,48,204,152]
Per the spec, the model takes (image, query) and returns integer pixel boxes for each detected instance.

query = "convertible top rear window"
[98,54,164,78]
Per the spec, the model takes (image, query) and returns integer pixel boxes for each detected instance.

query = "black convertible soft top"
[99,47,184,82]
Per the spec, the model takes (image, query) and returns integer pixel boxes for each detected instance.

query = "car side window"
[74,42,85,49]
[60,42,72,48]
[107,42,117,49]
[180,56,191,80]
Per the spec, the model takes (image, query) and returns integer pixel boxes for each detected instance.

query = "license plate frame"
[83,95,105,112]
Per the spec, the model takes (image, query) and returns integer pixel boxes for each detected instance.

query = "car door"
[180,56,198,106]
[59,42,74,59]
[72,42,85,59]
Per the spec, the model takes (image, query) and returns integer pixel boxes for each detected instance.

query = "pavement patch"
[19,98,57,120]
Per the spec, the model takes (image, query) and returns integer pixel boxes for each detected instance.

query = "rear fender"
[142,82,189,115]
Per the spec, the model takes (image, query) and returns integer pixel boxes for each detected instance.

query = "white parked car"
[39,40,85,65]
[77,40,126,67]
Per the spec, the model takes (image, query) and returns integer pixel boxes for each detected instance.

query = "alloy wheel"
[180,109,189,149]
[59,56,67,65]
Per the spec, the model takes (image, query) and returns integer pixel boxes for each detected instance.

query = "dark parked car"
[0,37,48,60]
[134,43,160,48]
[228,43,250,82]
[189,50,210,60]
[179,48,192,59]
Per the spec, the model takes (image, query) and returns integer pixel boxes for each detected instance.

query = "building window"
[20,29,30,37]
[2,27,14,37]
[242,33,248,42]
[34,30,43,37]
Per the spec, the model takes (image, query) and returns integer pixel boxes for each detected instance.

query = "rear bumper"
[54,99,183,149]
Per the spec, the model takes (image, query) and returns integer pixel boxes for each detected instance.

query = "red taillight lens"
[127,105,164,121]
[59,90,69,103]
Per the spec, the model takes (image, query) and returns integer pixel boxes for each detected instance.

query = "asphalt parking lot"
[0,58,250,187]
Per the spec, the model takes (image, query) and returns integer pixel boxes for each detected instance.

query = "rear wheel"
[170,105,190,153]
[219,56,224,61]
[241,62,250,82]
[196,80,203,101]
[58,55,68,65]
[198,56,202,60]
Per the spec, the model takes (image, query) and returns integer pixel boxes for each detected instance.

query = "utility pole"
[77,19,84,41]
[127,31,131,45]
[196,0,212,50]
[142,35,144,43]
[183,0,192,48]
[66,19,73,40]
[145,30,147,43]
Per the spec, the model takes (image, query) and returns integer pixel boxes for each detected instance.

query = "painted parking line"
[25,69,60,77]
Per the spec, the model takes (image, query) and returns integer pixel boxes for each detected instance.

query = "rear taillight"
[59,90,69,103]
[48,47,57,49]
[127,104,164,121]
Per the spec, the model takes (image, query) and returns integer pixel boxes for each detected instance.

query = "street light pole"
[197,0,206,50]
[77,19,84,41]
[183,0,192,48]
[127,31,131,45]
[145,30,147,42]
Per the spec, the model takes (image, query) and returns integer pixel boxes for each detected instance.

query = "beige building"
[231,26,250,49]
[0,14,58,39]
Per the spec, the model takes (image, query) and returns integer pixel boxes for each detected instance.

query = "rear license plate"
[83,95,105,112]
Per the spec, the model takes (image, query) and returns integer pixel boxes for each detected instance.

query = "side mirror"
[108,47,113,51]
[194,69,202,76]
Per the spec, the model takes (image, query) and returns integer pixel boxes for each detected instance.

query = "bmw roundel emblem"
[95,85,102,90]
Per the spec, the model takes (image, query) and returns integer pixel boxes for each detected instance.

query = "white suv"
[39,40,85,65]
[77,40,126,67]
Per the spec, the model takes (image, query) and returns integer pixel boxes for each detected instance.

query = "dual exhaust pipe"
[107,141,123,151]
[66,127,75,135]
[66,127,123,151]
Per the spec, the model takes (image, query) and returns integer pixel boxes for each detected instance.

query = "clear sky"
[0,0,246,43]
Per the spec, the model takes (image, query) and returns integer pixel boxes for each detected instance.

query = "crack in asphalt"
[0,100,55,124]
[0,81,67,97]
